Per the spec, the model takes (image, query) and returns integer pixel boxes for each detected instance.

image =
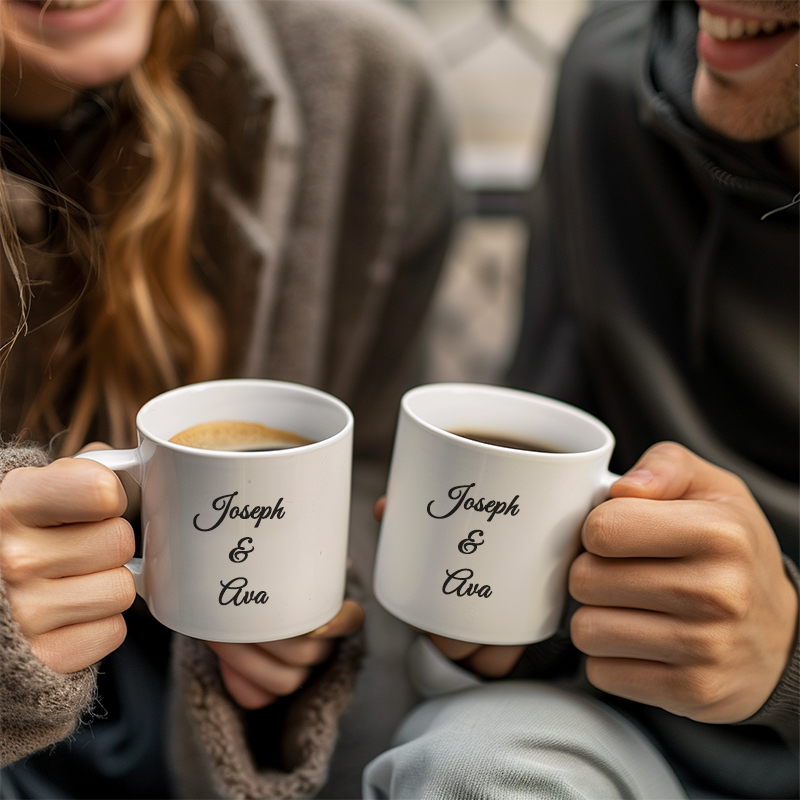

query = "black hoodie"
[510,2,798,797]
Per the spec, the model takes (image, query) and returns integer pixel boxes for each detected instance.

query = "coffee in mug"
[170,420,314,451]
[448,429,568,454]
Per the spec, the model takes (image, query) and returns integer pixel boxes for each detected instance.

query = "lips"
[10,0,126,34]
[22,0,105,8]
[696,2,800,73]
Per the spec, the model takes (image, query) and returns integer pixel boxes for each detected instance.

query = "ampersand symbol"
[229,536,255,563]
[457,529,485,555]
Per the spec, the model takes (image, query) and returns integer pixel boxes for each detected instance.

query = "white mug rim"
[401,383,614,462]
[135,378,354,459]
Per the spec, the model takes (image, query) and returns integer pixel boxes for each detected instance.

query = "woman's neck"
[1,49,76,124]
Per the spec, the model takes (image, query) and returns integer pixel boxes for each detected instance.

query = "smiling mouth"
[698,7,799,40]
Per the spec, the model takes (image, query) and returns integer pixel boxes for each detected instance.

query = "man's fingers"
[9,567,137,636]
[581,497,747,559]
[206,641,312,697]
[218,659,277,710]
[1,458,127,528]
[571,605,721,665]
[2,518,136,581]
[584,656,736,722]
[29,614,128,673]
[569,552,747,619]
[306,600,364,639]
[373,497,386,523]
[462,644,526,678]
[427,633,482,662]
[611,442,745,502]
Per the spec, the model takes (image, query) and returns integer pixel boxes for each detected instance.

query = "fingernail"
[619,469,654,486]
[307,624,330,638]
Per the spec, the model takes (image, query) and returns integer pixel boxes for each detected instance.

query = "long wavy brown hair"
[0,0,223,454]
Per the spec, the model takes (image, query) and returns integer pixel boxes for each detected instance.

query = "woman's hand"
[372,497,524,678]
[0,449,137,673]
[570,442,798,724]
[207,600,364,709]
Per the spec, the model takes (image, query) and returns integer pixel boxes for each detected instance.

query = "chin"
[692,62,799,142]
[48,44,153,90]
[2,0,160,91]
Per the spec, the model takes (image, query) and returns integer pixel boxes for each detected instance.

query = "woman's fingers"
[0,454,135,673]
[206,641,312,698]
[2,517,136,581]
[1,458,127,528]
[8,567,137,636]
[29,614,129,674]
[307,600,364,639]
[207,600,364,709]
[217,659,277,710]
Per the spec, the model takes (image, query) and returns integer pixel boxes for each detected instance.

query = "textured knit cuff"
[741,555,800,749]
[0,444,98,767]
[170,631,364,799]
[0,441,53,482]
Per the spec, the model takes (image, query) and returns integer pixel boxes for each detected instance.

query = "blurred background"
[397,0,591,384]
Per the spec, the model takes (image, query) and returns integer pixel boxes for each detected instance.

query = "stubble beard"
[692,0,800,142]
[693,58,799,141]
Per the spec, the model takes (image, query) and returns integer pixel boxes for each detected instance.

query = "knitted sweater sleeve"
[0,442,365,795]
[0,445,98,767]
[169,633,363,800]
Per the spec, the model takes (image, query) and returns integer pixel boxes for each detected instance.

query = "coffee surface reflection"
[448,429,568,454]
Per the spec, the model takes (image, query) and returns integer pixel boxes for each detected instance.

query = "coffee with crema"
[448,429,569,454]
[170,420,314,452]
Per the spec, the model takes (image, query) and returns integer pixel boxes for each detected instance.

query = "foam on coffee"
[169,420,314,452]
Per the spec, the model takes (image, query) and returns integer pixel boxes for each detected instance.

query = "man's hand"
[570,442,798,724]
[206,600,364,709]
[0,449,137,673]
[373,497,525,677]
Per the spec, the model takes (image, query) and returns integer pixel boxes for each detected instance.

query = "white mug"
[373,383,618,645]
[76,379,353,643]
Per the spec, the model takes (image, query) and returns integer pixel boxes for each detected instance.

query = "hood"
[640,0,799,213]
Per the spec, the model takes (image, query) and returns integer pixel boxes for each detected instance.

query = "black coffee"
[170,420,314,452]
[448,429,568,454]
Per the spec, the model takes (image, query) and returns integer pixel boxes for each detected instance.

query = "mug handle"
[74,448,147,596]
[596,470,623,506]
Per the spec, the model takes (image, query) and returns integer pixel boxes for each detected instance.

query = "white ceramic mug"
[76,379,353,643]
[373,383,618,645]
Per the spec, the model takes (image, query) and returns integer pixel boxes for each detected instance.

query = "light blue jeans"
[362,681,688,800]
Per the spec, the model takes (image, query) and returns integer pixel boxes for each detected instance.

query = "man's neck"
[776,127,800,178]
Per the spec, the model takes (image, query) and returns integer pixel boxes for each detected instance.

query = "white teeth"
[744,19,761,36]
[698,7,796,40]
[728,18,744,38]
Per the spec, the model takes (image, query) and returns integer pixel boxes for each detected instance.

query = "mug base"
[374,588,558,646]
[144,601,343,643]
